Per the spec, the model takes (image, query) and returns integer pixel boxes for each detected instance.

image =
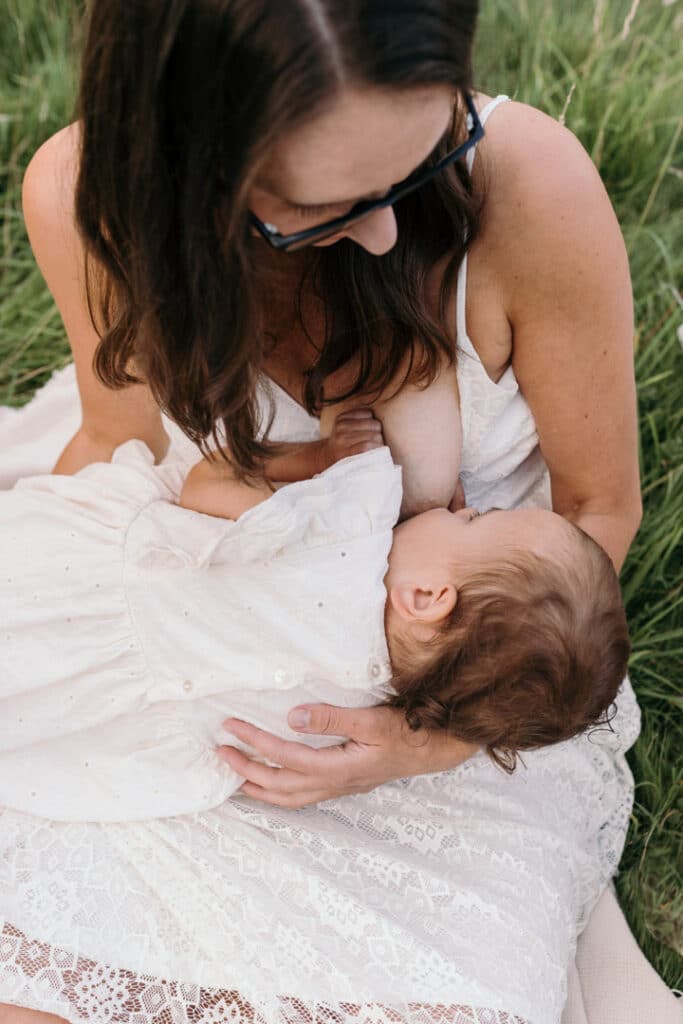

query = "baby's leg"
[320,355,462,520]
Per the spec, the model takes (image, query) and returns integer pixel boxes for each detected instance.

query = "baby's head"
[383,505,630,771]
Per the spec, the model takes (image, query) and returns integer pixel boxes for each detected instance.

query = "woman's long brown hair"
[75,0,481,473]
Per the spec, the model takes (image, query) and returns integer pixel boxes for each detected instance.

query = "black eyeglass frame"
[249,92,483,252]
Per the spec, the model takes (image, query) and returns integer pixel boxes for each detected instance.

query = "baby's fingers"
[335,417,383,439]
[336,426,384,446]
[334,407,376,424]
[347,437,384,455]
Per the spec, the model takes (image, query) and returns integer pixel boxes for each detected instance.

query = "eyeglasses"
[249,92,483,252]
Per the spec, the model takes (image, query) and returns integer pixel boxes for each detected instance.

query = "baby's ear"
[389,583,457,626]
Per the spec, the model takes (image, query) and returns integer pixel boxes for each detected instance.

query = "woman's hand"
[217,704,478,808]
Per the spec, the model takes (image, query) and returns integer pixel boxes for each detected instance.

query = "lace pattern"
[0,923,527,1024]
[0,687,638,1024]
[0,264,641,1024]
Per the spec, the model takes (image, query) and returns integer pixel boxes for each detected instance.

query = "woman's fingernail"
[289,709,311,729]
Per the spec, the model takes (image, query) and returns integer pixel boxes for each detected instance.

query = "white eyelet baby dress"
[0,443,400,822]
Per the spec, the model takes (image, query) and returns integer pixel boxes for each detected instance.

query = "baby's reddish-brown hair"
[385,524,630,772]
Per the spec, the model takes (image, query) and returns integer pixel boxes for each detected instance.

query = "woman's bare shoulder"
[22,122,81,242]
[476,98,610,236]
[474,97,622,302]
[474,96,631,314]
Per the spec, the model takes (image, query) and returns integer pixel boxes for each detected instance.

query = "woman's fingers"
[219,717,347,773]
[286,703,392,743]
[237,781,334,809]
[218,744,309,794]
[217,706,478,808]
[218,724,361,804]
[218,709,383,793]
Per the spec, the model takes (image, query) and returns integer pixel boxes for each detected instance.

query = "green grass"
[1,0,682,991]
[475,2,683,988]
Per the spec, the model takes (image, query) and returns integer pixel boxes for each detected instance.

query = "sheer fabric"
[0,691,638,1023]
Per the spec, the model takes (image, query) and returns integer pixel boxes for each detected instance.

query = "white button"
[182,679,194,693]
[368,657,391,681]
[274,669,291,685]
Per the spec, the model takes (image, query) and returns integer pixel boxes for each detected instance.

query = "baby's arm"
[319,354,462,520]
[179,459,276,520]
[179,410,383,520]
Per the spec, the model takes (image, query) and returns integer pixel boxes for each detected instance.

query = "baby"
[181,358,630,775]
[0,361,628,823]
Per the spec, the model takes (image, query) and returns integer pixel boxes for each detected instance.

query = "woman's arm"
[22,124,169,473]
[481,103,641,571]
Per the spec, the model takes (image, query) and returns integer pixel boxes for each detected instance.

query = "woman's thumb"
[288,704,363,737]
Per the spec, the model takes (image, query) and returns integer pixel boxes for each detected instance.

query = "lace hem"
[0,923,527,1024]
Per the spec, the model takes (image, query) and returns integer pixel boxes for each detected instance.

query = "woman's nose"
[346,206,398,255]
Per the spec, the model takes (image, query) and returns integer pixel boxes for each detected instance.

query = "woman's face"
[249,85,455,256]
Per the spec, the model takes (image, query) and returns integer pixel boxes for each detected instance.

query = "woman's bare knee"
[0,1003,69,1024]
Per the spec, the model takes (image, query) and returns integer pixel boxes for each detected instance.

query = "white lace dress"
[0,354,640,1024]
[0,95,641,1024]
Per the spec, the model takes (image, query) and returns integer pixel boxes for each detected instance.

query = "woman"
[0,1,670,1022]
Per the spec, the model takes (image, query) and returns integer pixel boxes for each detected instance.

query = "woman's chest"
[262,329,321,410]
[261,249,513,410]
[260,277,327,408]
[460,245,513,384]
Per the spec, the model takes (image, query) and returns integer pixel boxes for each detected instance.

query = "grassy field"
[1,0,682,991]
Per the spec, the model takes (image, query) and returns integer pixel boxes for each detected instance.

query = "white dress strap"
[457,94,511,351]
[465,94,511,174]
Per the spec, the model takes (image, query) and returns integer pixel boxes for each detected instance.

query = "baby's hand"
[320,408,384,470]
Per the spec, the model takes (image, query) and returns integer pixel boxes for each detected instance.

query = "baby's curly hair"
[385,525,630,772]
